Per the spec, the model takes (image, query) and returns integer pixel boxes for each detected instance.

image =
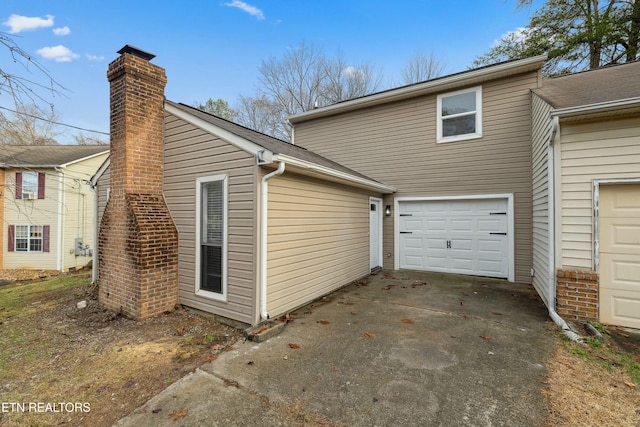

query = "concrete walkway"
[115,271,554,426]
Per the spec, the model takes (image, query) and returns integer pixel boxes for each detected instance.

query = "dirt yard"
[1,271,639,427]
[0,271,243,427]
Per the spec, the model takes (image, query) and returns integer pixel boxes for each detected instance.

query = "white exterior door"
[370,199,382,270]
[398,198,509,279]
[599,184,640,329]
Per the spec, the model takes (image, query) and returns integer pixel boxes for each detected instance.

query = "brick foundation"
[98,46,178,320]
[556,269,598,323]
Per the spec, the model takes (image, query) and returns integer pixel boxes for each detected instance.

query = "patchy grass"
[544,324,640,427]
[0,273,242,427]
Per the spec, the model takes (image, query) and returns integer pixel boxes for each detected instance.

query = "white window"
[22,171,38,199]
[437,86,482,143]
[195,175,228,301]
[15,225,43,252]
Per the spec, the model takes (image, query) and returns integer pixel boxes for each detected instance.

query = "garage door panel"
[599,288,640,329]
[600,218,640,255]
[600,253,640,292]
[599,184,640,329]
[398,198,509,279]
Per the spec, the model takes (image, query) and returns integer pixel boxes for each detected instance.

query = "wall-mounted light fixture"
[385,205,391,216]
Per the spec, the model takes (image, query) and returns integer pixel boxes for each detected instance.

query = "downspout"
[259,161,286,321]
[547,116,582,342]
[55,167,65,271]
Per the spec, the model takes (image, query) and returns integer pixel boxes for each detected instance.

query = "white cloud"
[37,45,80,62]
[224,1,265,20]
[3,14,54,33]
[53,26,70,36]
[342,66,364,78]
[493,27,528,47]
[86,54,105,61]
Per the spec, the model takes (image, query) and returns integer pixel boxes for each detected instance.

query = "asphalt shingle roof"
[0,145,109,167]
[533,60,640,109]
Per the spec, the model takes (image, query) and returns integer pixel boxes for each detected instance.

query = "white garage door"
[599,184,640,329]
[398,198,509,279]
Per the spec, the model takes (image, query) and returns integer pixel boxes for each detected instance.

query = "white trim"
[592,178,640,273]
[436,86,482,143]
[393,194,515,282]
[289,55,547,123]
[551,97,640,118]
[60,150,110,168]
[194,174,228,302]
[90,157,111,186]
[272,154,396,194]
[369,197,383,270]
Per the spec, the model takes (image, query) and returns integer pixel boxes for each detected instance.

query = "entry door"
[370,199,382,270]
[599,184,640,329]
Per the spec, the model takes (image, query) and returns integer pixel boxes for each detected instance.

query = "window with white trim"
[196,175,227,300]
[437,86,482,143]
[15,225,43,252]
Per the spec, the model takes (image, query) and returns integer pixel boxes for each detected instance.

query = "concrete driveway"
[116,271,554,426]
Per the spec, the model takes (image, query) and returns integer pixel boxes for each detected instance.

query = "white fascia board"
[551,97,640,118]
[165,103,274,161]
[90,157,111,186]
[272,154,396,194]
[289,55,547,124]
[60,150,110,168]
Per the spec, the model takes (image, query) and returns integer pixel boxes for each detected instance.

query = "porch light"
[385,205,391,216]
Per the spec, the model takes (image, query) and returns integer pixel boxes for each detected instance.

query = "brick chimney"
[98,45,178,320]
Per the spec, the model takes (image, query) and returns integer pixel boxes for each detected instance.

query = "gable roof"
[289,55,547,124]
[165,101,395,193]
[0,145,109,168]
[534,60,640,109]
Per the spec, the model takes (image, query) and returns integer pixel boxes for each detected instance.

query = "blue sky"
[1,0,541,144]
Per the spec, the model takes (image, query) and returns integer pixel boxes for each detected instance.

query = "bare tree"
[236,95,289,141]
[0,104,61,145]
[1,32,65,107]
[252,43,383,140]
[400,51,446,85]
[73,131,108,145]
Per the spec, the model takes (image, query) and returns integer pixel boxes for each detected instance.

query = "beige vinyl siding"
[295,72,539,283]
[267,171,375,317]
[531,94,552,306]
[163,112,257,325]
[3,168,59,269]
[559,115,640,269]
[61,153,109,271]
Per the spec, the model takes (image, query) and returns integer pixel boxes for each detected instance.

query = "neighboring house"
[531,61,640,330]
[1,145,109,271]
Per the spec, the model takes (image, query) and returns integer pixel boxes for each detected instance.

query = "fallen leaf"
[350,311,357,315]
[491,312,503,316]
[258,327,268,333]
[169,409,188,420]
[202,356,214,363]
[289,343,300,349]
[318,320,331,325]
[480,335,491,340]
[401,319,415,324]
[619,332,630,338]
[247,361,254,365]
[460,301,466,306]
[364,332,376,338]
[152,408,162,414]
[624,381,637,388]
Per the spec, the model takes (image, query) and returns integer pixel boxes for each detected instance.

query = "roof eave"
[289,55,547,124]
[551,97,640,118]
[272,154,396,194]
